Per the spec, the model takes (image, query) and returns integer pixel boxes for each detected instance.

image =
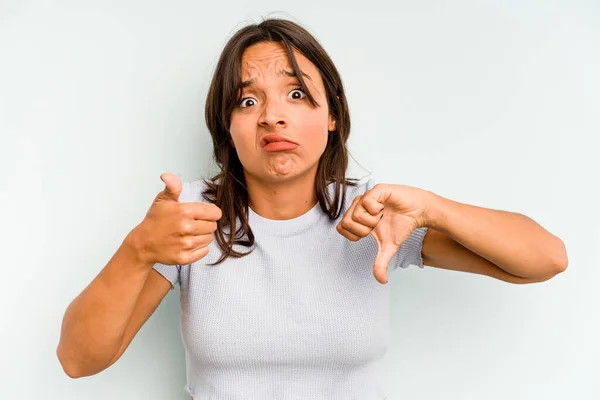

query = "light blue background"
[1,1,598,399]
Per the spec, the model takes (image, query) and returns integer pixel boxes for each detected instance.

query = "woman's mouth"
[260,135,299,152]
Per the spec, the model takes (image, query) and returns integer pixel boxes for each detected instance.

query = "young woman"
[57,18,568,400]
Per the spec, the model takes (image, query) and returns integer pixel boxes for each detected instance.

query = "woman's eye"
[289,88,306,100]
[239,98,257,108]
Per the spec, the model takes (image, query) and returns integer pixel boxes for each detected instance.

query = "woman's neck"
[244,168,319,220]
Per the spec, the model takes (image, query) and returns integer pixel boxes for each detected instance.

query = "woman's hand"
[336,183,432,284]
[129,173,222,267]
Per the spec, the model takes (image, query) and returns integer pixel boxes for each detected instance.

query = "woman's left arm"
[421,192,569,284]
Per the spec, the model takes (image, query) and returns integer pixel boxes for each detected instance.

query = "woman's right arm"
[56,172,221,378]
[56,231,171,378]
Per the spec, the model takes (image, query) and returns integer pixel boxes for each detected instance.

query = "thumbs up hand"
[129,173,222,267]
[336,183,431,284]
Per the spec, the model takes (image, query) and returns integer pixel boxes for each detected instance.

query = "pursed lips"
[260,134,297,148]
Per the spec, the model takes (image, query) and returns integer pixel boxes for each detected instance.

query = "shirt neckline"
[247,200,324,237]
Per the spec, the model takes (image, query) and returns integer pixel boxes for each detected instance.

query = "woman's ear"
[328,116,336,132]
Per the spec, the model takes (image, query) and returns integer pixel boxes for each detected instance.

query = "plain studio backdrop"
[1,1,598,399]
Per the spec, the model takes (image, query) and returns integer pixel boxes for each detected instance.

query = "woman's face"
[229,41,336,184]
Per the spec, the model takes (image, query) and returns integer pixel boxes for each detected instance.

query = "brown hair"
[203,18,358,265]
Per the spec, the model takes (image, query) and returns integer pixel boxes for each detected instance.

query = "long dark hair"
[203,18,358,265]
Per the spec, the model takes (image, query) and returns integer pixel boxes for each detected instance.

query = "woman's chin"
[245,159,319,184]
[266,159,298,178]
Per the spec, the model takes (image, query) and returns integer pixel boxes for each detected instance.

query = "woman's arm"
[422,193,568,283]
[56,232,169,378]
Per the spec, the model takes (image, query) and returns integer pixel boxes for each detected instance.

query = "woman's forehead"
[240,42,318,81]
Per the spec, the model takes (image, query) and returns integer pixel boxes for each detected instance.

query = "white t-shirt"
[153,177,428,399]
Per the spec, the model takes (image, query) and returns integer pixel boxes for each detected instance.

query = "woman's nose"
[258,98,287,128]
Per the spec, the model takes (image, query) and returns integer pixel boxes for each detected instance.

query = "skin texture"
[229,41,336,220]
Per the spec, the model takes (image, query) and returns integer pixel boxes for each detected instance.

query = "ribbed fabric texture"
[153,178,428,399]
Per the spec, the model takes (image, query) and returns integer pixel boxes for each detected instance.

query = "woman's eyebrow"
[242,69,312,88]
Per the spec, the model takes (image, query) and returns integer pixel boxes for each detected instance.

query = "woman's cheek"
[303,114,330,152]
[228,125,255,169]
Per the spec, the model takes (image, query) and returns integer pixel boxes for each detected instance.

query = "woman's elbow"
[512,259,568,285]
[525,237,569,284]
[56,345,102,379]
[552,237,569,275]
[57,348,82,379]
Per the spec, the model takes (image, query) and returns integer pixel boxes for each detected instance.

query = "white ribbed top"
[153,178,428,399]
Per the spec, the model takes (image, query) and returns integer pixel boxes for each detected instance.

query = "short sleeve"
[394,227,428,270]
[153,263,181,290]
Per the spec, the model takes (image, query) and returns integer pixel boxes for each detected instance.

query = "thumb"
[157,172,182,202]
[373,242,398,284]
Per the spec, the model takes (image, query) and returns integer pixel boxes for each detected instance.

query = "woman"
[57,18,568,399]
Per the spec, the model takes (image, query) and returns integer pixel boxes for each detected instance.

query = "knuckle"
[180,221,193,234]
[181,236,195,249]
[177,220,190,234]
[340,219,351,230]
[180,205,193,217]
